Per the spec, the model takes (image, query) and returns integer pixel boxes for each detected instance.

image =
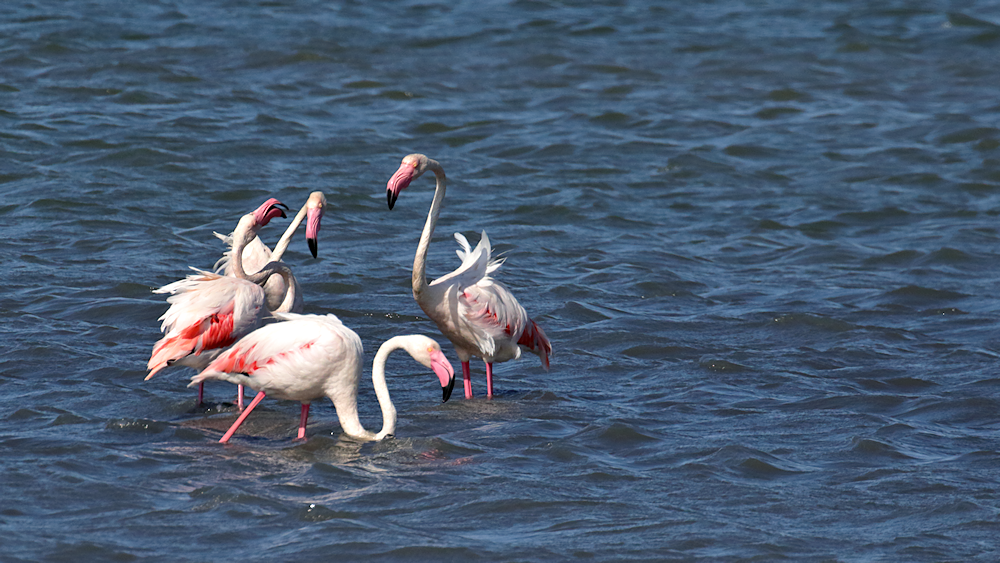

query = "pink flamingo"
[386,153,552,399]
[145,199,295,409]
[214,191,327,313]
[188,313,456,443]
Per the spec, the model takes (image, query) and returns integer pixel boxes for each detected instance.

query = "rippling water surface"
[4,1,1000,561]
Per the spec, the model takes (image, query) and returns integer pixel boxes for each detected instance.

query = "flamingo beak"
[429,350,455,402]
[386,162,416,211]
[253,198,288,226]
[306,207,322,258]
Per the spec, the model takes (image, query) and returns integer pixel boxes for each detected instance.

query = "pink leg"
[220,391,266,443]
[485,361,494,398]
[297,403,310,440]
[462,361,472,399]
[237,384,245,411]
[197,382,204,406]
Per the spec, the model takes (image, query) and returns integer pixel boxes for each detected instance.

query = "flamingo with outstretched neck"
[215,191,327,313]
[385,153,552,399]
[189,313,456,443]
[146,199,296,409]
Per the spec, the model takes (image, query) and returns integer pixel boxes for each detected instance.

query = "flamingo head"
[305,191,326,259]
[386,153,430,210]
[252,198,289,227]
[402,335,456,402]
[232,198,288,249]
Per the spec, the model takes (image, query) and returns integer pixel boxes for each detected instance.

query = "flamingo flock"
[145,154,551,444]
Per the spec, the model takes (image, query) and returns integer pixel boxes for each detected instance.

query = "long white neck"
[370,337,403,440]
[230,220,256,280]
[413,160,446,300]
[270,202,309,262]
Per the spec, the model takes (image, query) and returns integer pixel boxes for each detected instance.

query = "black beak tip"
[307,237,318,259]
[442,377,455,403]
[270,202,289,218]
[387,190,397,210]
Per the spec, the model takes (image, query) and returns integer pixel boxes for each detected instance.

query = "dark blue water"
[3,1,1000,561]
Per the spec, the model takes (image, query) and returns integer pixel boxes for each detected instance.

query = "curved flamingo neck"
[247,261,297,313]
[229,217,257,280]
[371,337,404,440]
[413,161,446,300]
[270,202,309,262]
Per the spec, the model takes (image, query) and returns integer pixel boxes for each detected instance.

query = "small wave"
[105,418,170,434]
[699,358,750,373]
[883,285,968,304]
[850,437,914,460]
[768,312,855,333]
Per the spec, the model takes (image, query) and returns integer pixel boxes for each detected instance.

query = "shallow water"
[3,1,1000,561]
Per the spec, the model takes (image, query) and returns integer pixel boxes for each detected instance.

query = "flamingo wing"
[430,231,505,290]
[436,231,552,367]
[146,270,266,379]
[458,278,529,354]
[190,313,364,402]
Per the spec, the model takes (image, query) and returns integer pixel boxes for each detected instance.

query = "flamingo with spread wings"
[385,154,552,399]
[146,199,295,409]
[214,191,327,313]
[189,313,455,442]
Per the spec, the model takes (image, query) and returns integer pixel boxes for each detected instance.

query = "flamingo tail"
[517,319,552,370]
[146,335,189,380]
[146,314,237,380]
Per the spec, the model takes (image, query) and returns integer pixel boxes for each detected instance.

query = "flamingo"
[385,153,552,399]
[146,198,296,409]
[214,191,327,313]
[188,313,456,443]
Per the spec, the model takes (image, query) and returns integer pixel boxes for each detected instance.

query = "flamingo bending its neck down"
[386,153,552,399]
[188,313,456,442]
[146,199,296,408]
[215,191,327,313]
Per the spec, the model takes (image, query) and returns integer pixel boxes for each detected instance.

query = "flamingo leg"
[297,403,310,440]
[485,361,494,398]
[462,361,472,399]
[237,384,245,411]
[197,382,204,406]
[220,391,266,444]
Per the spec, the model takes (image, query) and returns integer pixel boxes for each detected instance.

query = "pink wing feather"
[146,269,266,379]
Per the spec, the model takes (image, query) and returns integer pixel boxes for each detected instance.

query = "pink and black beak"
[306,206,322,259]
[386,161,418,210]
[430,349,456,402]
[252,198,288,226]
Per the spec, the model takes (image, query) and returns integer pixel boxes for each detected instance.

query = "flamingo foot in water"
[296,403,310,440]
[220,391,266,443]
[461,361,472,399]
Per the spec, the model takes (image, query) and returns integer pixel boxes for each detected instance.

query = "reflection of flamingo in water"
[215,191,327,313]
[189,313,456,443]
[386,154,552,399]
[145,199,295,409]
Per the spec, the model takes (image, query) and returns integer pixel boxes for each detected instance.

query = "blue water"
[3,1,1000,561]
